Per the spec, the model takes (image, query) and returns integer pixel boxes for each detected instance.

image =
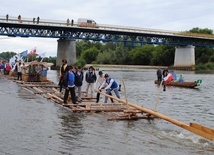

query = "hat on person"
[104,73,109,78]
[98,71,103,75]
[62,59,67,63]
[89,66,94,70]
[67,65,73,70]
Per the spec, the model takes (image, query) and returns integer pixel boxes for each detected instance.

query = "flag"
[21,50,28,57]
[28,48,36,57]
[15,53,21,60]
[39,52,46,58]
[9,56,16,66]
[164,73,174,83]
[32,48,36,55]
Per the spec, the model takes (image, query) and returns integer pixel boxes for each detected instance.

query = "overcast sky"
[0,0,213,57]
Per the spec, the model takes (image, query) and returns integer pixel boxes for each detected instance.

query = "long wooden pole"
[96,90,214,141]
[122,80,128,106]
[154,80,163,111]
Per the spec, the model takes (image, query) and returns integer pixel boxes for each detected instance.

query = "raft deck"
[15,80,156,121]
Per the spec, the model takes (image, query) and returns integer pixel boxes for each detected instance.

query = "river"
[0,68,213,155]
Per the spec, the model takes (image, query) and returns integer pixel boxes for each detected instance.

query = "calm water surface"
[0,68,213,155]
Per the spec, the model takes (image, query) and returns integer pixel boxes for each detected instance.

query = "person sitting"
[178,75,184,83]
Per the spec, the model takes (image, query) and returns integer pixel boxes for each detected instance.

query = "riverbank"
[85,64,168,69]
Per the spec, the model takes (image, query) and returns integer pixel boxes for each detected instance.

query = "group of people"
[5,14,40,24]
[59,59,120,104]
[0,61,11,75]
[5,14,74,26]
[156,68,184,83]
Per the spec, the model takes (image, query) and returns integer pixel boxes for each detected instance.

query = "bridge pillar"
[174,45,195,68]
[56,38,76,67]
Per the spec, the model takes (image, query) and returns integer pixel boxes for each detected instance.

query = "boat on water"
[10,60,54,82]
[154,80,202,88]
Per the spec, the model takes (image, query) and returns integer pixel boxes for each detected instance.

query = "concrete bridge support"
[56,39,76,67]
[174,45,195,68]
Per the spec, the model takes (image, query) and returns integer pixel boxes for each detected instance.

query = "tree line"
[1,27,214,70]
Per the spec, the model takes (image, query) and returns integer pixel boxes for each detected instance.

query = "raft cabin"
[20,60,53,82]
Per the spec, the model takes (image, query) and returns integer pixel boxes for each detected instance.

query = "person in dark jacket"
[157,68,162,81]
[74,66,84,103]
[58,59,68,92]
[85,66,97,98]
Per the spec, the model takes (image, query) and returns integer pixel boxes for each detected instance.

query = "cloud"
[0,0,213,56]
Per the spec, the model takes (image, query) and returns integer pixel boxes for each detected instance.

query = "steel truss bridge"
[0,16,214,47]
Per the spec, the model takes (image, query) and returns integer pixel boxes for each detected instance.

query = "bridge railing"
[0,15,78,27]
[0,15,213,39]
[98,23,180,36]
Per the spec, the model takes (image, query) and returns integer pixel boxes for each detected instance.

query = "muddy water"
[0,68,213,155]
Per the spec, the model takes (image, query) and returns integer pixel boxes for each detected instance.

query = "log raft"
[14,80,151,121]
[12,80,214,141]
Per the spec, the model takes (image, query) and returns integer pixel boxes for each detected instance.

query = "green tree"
[75,57,86,67]
[128,45,154,65]
[189,27,213,34]
[43,56,57,65]
[76,40,93,58]
[195,47,214,64]
[81,47,99,63]
[151,45,175,66]
[0,51,16,61]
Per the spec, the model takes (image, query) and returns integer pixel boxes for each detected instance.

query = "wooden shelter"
[12,61,53,82]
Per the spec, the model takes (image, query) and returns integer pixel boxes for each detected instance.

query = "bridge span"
[0,15,214,67]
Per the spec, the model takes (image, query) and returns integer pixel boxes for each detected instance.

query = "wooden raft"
[14,80,155,121]
[12,79,214,141]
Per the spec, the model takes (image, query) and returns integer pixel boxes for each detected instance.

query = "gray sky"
[0,0,213,56]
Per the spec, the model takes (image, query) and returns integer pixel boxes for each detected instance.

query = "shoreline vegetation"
[84,63,214,72]
[50,63,214,72]
[85,64,167,70]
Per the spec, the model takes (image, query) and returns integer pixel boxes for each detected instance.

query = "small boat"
[154,80,202,88]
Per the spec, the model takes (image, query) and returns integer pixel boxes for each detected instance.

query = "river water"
[0,68,213,155]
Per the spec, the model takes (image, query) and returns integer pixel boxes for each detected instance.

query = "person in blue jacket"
[63,66,76,104]
[178,74,184,83]
[99,73,120,103]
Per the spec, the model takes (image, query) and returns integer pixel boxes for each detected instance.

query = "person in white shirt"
[98,73,118,103]
[17,62,23,80]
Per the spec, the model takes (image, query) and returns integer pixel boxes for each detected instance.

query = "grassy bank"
[195,62,214,71]
[85,64,167,69]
